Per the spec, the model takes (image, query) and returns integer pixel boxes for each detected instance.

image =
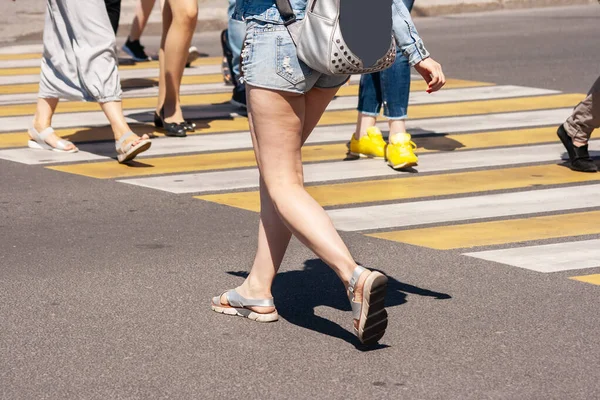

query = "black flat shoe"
[182,120,196,132]
[557,125,597,173]
[155,109,187,137]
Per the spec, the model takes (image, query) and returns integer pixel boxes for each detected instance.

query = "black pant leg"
[104,0,121,34]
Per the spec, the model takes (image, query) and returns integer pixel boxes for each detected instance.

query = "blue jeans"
[227,0,245,86]
[358,0,415,120]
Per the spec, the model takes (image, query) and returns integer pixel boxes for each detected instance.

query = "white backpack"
[275,0,397,75]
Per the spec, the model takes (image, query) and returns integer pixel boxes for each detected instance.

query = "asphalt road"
[1,5,600,399]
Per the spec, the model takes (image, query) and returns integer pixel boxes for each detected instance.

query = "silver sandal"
[28,126,78,153]
[348,265,389,345]
[116,131,151,163]
[211,289,279,323]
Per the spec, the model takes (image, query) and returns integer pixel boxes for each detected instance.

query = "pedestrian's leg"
[104,0,121,34]
[224,86,361,307]
[564,75,600,146]
[383,54,411,136]
[128,0,156,41]
[156,0,198,123]
[100,101,149,144]
[558,75,600,172]
[29,98,77,151]
[355,72,382,140]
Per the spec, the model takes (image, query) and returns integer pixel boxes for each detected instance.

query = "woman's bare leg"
[156,0,198,123]
[100,101,149,144]
[128,0,156,41]
[30,97,78,150]
[227,86,370,314]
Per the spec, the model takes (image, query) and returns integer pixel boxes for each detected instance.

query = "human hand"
[414,58,446,93]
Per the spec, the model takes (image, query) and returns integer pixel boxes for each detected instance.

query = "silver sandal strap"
[226,289,275,308]
[116,131,135,152]
[38,127,55,140]
[348,265,367,320]
[348,265,367,295]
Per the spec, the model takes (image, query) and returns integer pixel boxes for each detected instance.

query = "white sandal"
[28,126,78,153]
[348,265,389,345]
[116,131,151,163]
[211,289,279,323]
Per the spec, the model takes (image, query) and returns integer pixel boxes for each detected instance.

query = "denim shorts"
[240,21,350,95]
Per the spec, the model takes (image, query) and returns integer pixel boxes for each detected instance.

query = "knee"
[173,5,198,26]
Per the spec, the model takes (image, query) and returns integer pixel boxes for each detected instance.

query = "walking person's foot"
[349,126,387,159]
[28,124,78,153]
[115,132,151,163]
[347,265,388,345]
[186,46,201,68]
[386,132,418,170]
[557,124,598,173]
[122,38,151,62]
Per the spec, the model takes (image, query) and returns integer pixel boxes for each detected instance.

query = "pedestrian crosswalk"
[0,44,598,285]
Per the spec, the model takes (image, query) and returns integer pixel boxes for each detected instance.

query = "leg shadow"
[226,259,451,350]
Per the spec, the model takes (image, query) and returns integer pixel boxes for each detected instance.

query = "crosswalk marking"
[0,64,222,85]
[10,125,565,176]
[194,162,600,211]
[570,274,600,286]
[0,57,222,75]
[108,140,597,197]
[464,239,600,273]
[325,184,600,232]
[0,106,573,145]
[368,210,600,250]
[1,45,598,279]
[0,78,494,117]
[1,83,558,106]
[0,53,41,61]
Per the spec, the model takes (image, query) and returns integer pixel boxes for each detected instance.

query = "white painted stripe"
[464,239,600,273]
[0,108,578,164]
[0,97,573,134]
[0,125,349,164]
[327,185,600,232]
[0,58,42,69]
[0,44,43,54]
[0,77,352,105]
[0,147,108,164]
[0,64,221,85]
[118,141,600,194]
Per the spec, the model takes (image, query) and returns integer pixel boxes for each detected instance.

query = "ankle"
[240,275,272,298]
[32,119,51,132]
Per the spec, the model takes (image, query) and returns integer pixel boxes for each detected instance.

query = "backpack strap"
[274,0,297,26]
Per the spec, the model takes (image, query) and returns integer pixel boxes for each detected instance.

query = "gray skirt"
[39,0,122,102]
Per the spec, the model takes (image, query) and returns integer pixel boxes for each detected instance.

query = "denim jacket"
[234,0,430,66]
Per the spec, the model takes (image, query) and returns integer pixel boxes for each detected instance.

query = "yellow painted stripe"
[43,126,570,178]
[0,57,223,76]
[43,127,572,179]
[570,274,600,286]
[1,74,229,94]
[196,163,600,212]
[48,143,349,178]
[0,78,490,117]
[368,211,600,250]
[0,124,565,151]
[0,53,41,61]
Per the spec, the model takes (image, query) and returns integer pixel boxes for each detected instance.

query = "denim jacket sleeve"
[392,0,430,66]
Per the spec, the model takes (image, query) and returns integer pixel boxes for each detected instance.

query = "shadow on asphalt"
[228,259,451,351]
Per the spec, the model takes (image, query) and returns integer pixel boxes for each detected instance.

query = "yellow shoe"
[386,132,418,169]
[349,127,387,159]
